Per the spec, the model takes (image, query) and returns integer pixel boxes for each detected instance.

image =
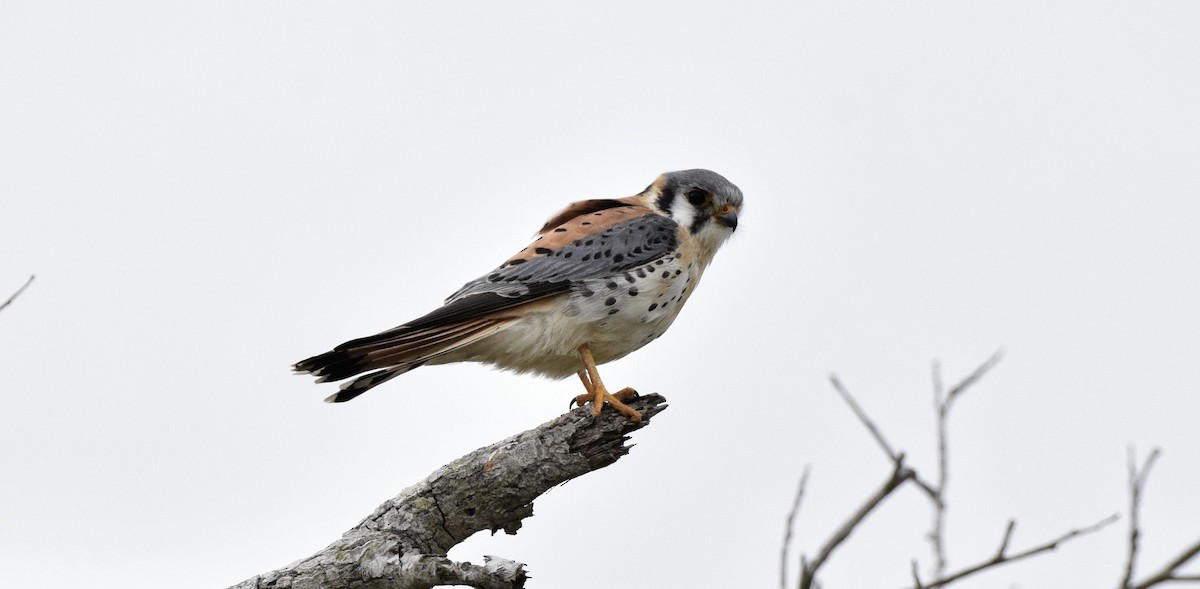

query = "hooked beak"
[716,209,738,231]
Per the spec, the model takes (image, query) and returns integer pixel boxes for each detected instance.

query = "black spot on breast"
[636,269,646,278]
[535,247,553,255]
[624,273,634,283]
[606,281,617,289]
[656,260,665,265]
[604,297,616,306]
[581,221,591,226]
[581,288,594,297]
[554,227,567,232]
[585,240,594,246]
[508,258,526,265]
[582,254,591,261]
[613,253,625,263]
[608,308,619,315]
[662,271,670,278]
[564,252,573,258]
[675,270,682,276]
[648,303,658,311]
[628,288,639,296]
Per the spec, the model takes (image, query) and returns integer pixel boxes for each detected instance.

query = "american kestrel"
[294,169,742,421]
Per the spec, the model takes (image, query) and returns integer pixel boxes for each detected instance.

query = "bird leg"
[571,345,642,422]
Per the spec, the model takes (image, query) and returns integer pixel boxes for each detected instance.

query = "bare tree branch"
[1121,447,1200,589]
[927,350,1004,578]
[1122,446,1162,589]
[830,374,899,461]
[781,465,812,589]
[829,375,939,500]
[910,514,1119,589]
[229,394,668,589]
[945,349,1004,403]
[799,456,916,589]
[931,359,949,577]
[0,275,34,315]
[911,560,926,589]
[995,519,1016,560]
[1132,538,1200,589]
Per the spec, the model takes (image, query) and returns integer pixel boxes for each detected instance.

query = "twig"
[908,514,1119,589]
[0,275,35,315]
[931,360,949,577]
[830,374,900,460]
[927,351,1004,578]
[911,560,925,589]
[829,375,939,500]
[1132,538,1200,589]
[781,465,812,589]
[799,456,916,589]
[995,520,1016,559]
[1121,446,1162,589]
[945,349,1005,403]
[1122,446,1200,589]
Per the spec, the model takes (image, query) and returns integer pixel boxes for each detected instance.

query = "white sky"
[3,2,1199,588]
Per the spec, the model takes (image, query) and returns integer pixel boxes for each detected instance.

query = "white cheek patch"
[669,197,697,232]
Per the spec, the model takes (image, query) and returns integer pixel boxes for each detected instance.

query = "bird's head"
[643,169,743,258]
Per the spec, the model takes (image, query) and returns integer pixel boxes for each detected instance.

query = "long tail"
[293,318,508,402]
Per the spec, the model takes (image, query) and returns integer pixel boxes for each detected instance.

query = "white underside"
[430,250,706,378]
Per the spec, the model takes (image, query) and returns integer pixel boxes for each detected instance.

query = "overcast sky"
[3,2,1199,588]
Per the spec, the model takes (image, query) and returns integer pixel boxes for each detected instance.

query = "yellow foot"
[572,345,643,422]
[572,386,642,422]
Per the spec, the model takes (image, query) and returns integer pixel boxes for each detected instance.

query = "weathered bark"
[230,393,668,589]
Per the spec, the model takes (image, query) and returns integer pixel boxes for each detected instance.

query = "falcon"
[294,169,742,421]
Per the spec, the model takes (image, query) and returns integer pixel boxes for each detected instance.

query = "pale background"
[2,2,1198,588]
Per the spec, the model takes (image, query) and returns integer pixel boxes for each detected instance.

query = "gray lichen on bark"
[230,393,667,589]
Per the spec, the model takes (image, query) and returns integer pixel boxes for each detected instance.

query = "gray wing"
[407,214,679,328]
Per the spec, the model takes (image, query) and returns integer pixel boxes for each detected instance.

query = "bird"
[293,168,742,421]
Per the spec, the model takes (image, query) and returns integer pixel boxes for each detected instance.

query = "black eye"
[686,189,707,206]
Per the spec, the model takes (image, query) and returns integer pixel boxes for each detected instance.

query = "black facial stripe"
[689,213,710,235]
[655,179,677,214]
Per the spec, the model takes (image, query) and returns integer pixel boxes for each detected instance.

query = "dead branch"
[1122,448,1200,589]
[1132,538,1200,589]
[781,465,811,589]
[829,375,938,500]
[911,514,1118,589]
[0,275,34,315]
[228,393,668,589]
[792,353,1117,589]
[928,350,1004,577]
[799,456,916,589]
[1122,446,1162,588]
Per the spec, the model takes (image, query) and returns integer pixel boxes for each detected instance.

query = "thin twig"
[1122,446,1162,589]
[781,465,812,589]
[908,514,1119,589]
[995,520,1016,559]
[931,360,949,577]
[830,374,899,460]
[945,349,1005,403]
[829,374,939,500]
[0,275,35,315]
[1131,535,1200,589]
[928,351,1005,578]
[799,456,915,589]
[911,560,925,589]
